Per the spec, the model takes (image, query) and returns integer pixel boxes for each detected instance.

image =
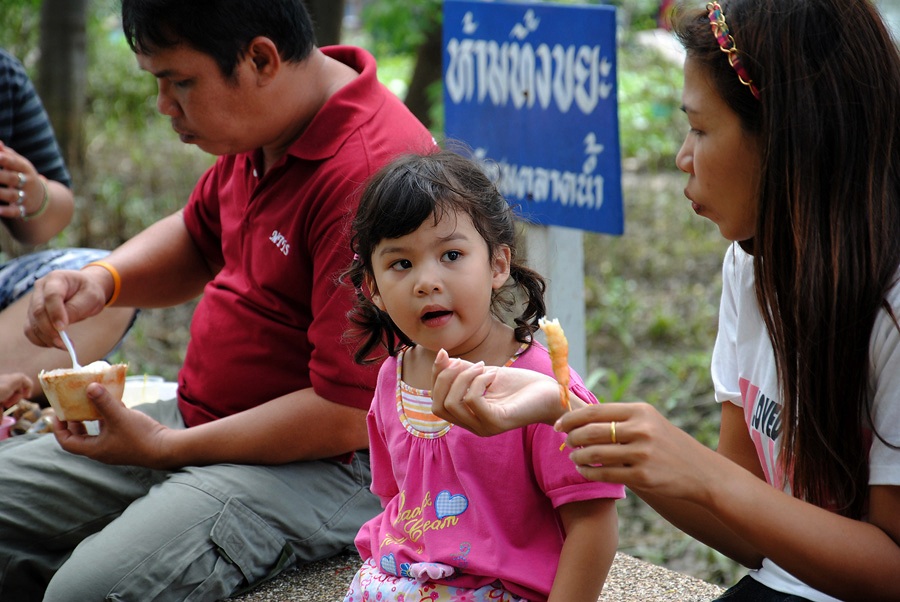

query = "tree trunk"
[405,10,442,131]
[304,0,345,47]
[36,0,89,181]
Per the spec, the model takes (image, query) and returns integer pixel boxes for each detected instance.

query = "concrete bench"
[228,550,725,601]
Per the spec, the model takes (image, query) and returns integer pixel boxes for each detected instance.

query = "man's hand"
[52,382,173,469]
[27,268,110,350]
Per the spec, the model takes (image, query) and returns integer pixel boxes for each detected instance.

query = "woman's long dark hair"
[676,0,900,518]
[344,149,546,365]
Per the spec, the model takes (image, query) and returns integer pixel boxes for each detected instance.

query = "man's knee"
[44,497,293,602]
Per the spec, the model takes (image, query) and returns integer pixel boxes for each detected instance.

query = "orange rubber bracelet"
[83,260,122,307]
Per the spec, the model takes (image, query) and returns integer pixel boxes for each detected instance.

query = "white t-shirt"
[711,244,900,601]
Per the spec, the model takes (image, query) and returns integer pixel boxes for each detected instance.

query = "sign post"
[443,0,622,375]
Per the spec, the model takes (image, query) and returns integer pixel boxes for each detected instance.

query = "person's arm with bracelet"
[27,211,213,344]
[0,142,75,245]
[25,210,369,468]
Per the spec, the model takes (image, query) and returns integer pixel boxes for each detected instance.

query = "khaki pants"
[0,398,377,602]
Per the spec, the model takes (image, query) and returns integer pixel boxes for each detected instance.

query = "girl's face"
[676,56,762,242]
[368,210,511,358]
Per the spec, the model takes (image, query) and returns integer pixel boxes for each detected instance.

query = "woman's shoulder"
[0,49,28,88]
[723,241,753,273]
[0,48,21,71]
[886,266,900,303]
[718,243,755,300]
[869,269,900,357]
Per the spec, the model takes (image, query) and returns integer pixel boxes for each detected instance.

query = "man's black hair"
[122,0,316,77]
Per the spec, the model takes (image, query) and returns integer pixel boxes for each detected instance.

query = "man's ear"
[246,36,281,83]
[491,245,511,290]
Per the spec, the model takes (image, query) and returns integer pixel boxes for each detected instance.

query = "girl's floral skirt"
[343,558,528,602]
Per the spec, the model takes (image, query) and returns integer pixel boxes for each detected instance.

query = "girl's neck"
[401,319,522,390]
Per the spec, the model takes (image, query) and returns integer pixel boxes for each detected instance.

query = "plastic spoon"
[59,331,81,369]
[59,330,102,434]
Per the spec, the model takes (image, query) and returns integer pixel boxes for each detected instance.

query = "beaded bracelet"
[83,260,122,307]
[21,175,50,221]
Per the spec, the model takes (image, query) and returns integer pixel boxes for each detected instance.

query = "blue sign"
[443,0,623,235]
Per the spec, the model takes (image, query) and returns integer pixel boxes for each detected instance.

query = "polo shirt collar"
[287,45,384,162]
[241,46,385,177]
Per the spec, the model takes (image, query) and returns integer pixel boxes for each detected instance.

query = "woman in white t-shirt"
[431,1,900,600]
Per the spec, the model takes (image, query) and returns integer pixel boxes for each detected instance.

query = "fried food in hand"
[539,317,571,411]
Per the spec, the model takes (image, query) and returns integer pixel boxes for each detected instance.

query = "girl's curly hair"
[342,149,546,364]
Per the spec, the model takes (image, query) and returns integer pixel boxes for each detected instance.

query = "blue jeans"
[0,248,112,309]
[0,248,138,355]
[713,576,814,602]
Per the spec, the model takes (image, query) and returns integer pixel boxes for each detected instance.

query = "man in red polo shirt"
[1,1,434,600]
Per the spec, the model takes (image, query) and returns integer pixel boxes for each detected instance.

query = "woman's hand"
[0,141,74,245]
[432,348,721,502]
[0,142,44,221]
[431,348,573,435]
[52,382,173,469]
[557,402,724,504]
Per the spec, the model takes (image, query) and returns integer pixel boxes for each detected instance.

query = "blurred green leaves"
[0,0,42,59]
[86,13,160,136]
[361,0,443,56]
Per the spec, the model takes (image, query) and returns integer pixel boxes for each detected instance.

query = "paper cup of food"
[39,361,128,422]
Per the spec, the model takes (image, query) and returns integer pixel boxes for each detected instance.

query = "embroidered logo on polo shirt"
[269,230,290,256]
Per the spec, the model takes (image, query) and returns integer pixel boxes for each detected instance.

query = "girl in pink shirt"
[341,149,624,602]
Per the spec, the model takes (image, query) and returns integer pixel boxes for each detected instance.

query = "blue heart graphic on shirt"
[435,490,468,519]
[380,553,398,575]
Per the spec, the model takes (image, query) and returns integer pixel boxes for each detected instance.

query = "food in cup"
[38,361,128,422]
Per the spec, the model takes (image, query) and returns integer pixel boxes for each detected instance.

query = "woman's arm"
[549,499,618,602]
[635,402,765,568]
[434,354,900,599]
[560,403,900,601]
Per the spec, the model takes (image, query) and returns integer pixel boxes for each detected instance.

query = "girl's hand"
[556,402,723,504]
[431,348,570,436]
[0,372,33,409]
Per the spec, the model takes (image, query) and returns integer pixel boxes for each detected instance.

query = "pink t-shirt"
[178,46,435,426]
[355,342,625,601]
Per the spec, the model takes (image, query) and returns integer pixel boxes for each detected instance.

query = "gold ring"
[610,420,617,444]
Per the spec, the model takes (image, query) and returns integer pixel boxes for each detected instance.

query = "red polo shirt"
[178,46,434,426]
